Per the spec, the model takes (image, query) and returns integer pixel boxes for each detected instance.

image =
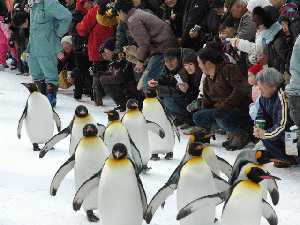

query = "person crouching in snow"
[76,0,118,106]
[12,0,72,107]
[0,14,10,71]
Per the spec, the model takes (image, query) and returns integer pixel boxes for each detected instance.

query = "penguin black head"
[188,143,206,157]
[22,83,38,93]
[185,127,212,145]
[126,99,139,110]
[255,150,274,164]
[83,124,98,137]
[105,110,120,121]
[246,167,281,184]
[112,143,128,160]
[145,88,158,98]
[75,105,89,117]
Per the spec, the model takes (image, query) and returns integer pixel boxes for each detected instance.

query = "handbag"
[58,69,72,89]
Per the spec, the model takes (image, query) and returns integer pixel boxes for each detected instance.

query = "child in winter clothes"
[248,64,263,120]
[0,16,10,71]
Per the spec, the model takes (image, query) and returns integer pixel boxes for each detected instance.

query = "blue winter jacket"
[28,0,72,57]
[256,88,289,140]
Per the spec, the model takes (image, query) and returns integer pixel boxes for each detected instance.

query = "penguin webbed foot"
[33,144,41,151]
[151,154,160,161]
[142,165,151,174]
[86,210,99,223]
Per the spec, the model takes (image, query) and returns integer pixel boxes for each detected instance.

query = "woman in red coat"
[76,0,117,105]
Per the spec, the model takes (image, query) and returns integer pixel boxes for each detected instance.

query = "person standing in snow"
[0,13,10,71]
[15,0,72,107]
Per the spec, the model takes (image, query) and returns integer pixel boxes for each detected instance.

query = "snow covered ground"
[0,70,300,225]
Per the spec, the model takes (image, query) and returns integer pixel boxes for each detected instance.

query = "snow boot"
[46,83,58,108]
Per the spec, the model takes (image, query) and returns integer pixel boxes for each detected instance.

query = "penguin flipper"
[262,199,278,225]
[146,120,165,138]
[267,178,279,205]
[96,123,106,139]
[216,155,233,178]
[129,137,143,173]
[39,125,72,158]
[17,103,27,139]
[212,172,231,192]
[136,169,148,217]
[73,170,102,211]
[176,192,227,221]
[52,109,62,132]
[157,98,180,142]
[50,154,75,196]
[145,163,183,224]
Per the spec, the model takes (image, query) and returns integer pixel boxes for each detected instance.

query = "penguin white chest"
[222,181,263,225]
[177,158,216,225]
[70,116,95,155]
[122,111,150,165]
[25,93,54,144]
[75,137,108,210]
[104,122,131,154]
[98,160,143,225]
[143,100,175,153]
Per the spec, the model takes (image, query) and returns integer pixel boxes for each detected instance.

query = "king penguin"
[103,110,143,172]
[50,124,109,222]
[142,88,180,160]
[121,99,165,172]
[229,150,280,205]
[145,143,230,225]
[17,83,61,151]
[177,167,280,225]
[73,143,147,225]
[180,128,233,179]
[39,105,105,158]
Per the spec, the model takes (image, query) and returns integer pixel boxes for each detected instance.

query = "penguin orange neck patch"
[240,180,261,190]
[188,156,203,165]
[144,98,158,103]
[106,158,129,167]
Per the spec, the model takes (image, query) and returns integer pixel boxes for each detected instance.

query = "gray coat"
[126,9,176,61]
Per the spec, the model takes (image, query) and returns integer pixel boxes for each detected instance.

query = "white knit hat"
[247,0,271,12]
[61,35,73,45]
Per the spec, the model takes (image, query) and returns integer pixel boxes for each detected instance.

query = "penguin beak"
[269,158,287,164]
[105,111,113,116]
[115,151,121,159]
[260,173,281,181]
[132,103,138,108]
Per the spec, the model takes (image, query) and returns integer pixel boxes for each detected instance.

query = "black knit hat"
[103,38,116,51]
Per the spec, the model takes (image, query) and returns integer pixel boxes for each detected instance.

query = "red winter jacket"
[76,5,116,62]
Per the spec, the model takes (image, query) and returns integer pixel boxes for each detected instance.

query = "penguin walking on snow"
[180,128,233,178]
[73,143,147,225]
[229,150,281,205]
[103,110,143,172]
[142,89,180,160]
[122,99,165,172]
[17,83,61,151]
[145,143,230,225]
[39,105,105,158]
[177,166,280,225]
[50,124,109,222]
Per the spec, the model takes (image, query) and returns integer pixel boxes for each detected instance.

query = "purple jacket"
[126,9,176,61]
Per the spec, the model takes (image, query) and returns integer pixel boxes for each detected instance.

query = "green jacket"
[28,0,72,57]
